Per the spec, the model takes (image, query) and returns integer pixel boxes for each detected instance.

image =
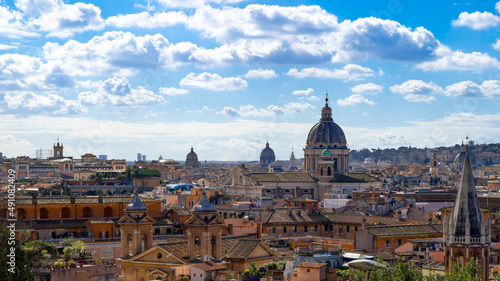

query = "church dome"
[185,147,200,167]
[306,96,346,148]
[260,142,276,166]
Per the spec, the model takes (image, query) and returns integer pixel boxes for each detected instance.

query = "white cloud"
[43,31,171,76]
[390,80,442,103]
[0,5,38,38]
[337,94,375,106]
[390,80,443,95]
[287,64,375,81]
[292,88,314,96]
[370,133,408,147]
[16,0,105,38]
[106,11,188,28]
[0,53,75,91]
[390,79,500,100]
[219,102,313,117]
[492,39,500,51]
[452,11,500,30]
[350,83,383,94]
[403,94,436,104]
[179,72,247,91]
[244,69,278,79]
[159,87,190,96]
[416,46,500,71]
[78,77,165,106]
[157,0,246,9]
[3,91,86,114]
[497,2,500,13]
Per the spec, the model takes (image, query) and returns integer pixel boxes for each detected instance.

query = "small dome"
[321,148,332,157]
[260,142,276,166]
[126,192,148,211]
[193,190,216,212]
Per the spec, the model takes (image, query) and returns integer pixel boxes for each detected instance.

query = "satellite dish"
[203,255,211,262]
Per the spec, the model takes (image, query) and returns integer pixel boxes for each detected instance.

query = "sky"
[1,0,500,161]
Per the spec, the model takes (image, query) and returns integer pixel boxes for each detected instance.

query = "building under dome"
[185,147,200,167]
[303,95,349,176]
[260,141,276,167]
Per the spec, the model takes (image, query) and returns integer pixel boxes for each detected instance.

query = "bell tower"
[53,138,64,159]
[118,191,155,258]
[185,190,225,261]
[443,146,491,280]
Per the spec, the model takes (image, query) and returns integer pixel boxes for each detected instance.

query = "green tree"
[63,240,87,259]
[0,228,33,280]
[243,262,261,276]
[22,240,57,267]
[444,258,481,281]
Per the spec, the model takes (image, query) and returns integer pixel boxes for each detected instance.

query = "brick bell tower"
[443,146,491,280]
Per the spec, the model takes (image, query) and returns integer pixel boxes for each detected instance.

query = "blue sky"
[1,0,500,161]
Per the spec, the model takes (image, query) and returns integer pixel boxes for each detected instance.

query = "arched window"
[101,248,112,259]
[211,235,217,257]
[17,208,26,219]
[320,167,323,176]
[39,208,49,219]
[103,206,113,217]
[61,207,71,218]
[82,207,93,218]
[327,166,332,176]
[65,164,69,171]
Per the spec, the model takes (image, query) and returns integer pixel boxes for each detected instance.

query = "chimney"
[397,210,402,221]
[362,218,367,229]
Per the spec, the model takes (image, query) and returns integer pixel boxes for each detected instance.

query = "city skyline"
[2,0,500,160]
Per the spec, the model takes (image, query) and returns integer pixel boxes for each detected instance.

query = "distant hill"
[349,143,500,167]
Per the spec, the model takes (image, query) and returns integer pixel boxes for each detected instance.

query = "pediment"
[150,268,170,280]
[185,215,225,226]
[129,246,187,264]
[247,242,276,259]
[118,213,156,224]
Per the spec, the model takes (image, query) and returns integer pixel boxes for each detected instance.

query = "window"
[355,226,358,232]
[266,189,272,193]
[314,225,318,232]
[398,239,402,245]
[294,226,297,233]
[303,189,309,193]
[339,227,343,237]
[324,225,328,231]
[189,201,193,206]
[386,240,390,248]
[283,227,287,234]
[272,227,276,234]
[302,202,306,207]
[346,226,350,233]
[304,226,308,232]
[285,189,291,193]
[330,225,333,231]
[295,202,299,207]
[307,269,310,273]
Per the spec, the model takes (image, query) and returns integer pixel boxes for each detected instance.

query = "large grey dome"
[185,147,200,167]
[260,142,276,166]
[306,96,347,148]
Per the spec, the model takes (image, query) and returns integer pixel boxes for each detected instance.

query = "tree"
[22,240,57,267]
[63,240,87,260]
[444,258,481,281]
[243,262,261,277]
[0,228,33,280]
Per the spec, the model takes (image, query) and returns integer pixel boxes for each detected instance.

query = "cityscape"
[2,0,500,281]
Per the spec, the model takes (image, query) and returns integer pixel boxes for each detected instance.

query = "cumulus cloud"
[43,31,171,76]
[106,11,188,28]
[416,46,500,71]
[78,77,165,106]
[0,5,39,38]
[287,64,375,81]
[390,79,500,101]
[16,0,105,37]
[157,0,246,9]
[159,87,190,96]
[452,11,500,30]
[0,53,75,91]
[370,133,408,147]
[350,83,383,94]
[3,91,86,114]
[219,102,313,117]
[179,72,247,91]
[244,69,278,79]
[493,39,500,51]
[336,94,375,106]
[292,88,314,96]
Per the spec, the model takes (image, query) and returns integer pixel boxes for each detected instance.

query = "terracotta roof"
[170,209,192,216]
[324,213,430,226]
[262,209,329,225]
[296,262,326,268]
[158,235,248,261]
[191,262,228,271]
[226,239,262,259]
[247,173,315,183]
[366,224,443,237]
[4,196,160,205]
